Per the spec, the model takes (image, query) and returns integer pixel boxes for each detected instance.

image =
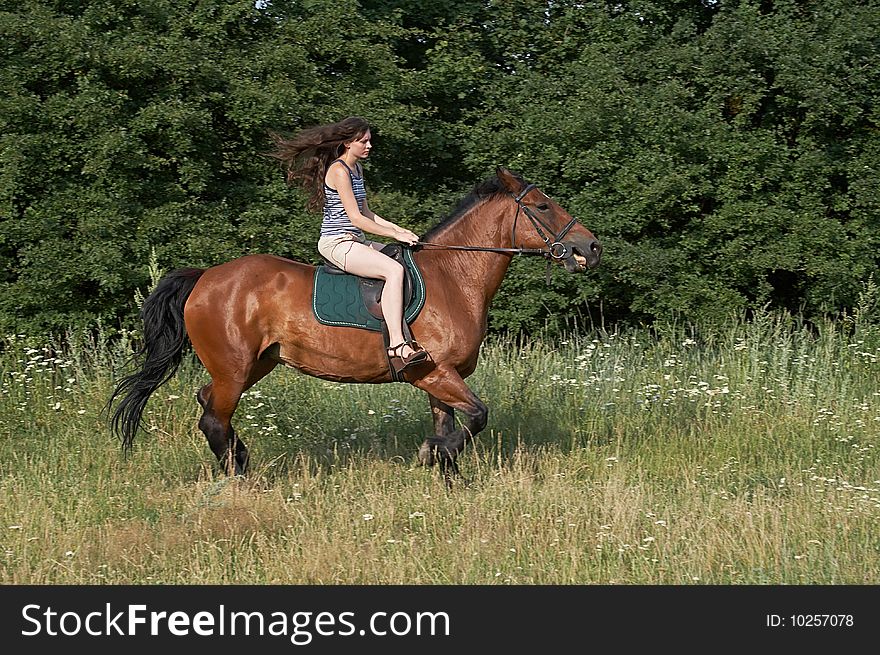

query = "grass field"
[1,310,878,584]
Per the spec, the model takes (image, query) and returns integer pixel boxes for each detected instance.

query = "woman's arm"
[328,164,419,244]
[362,198,419,239]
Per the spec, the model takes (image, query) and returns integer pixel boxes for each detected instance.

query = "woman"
[269,116,429,375]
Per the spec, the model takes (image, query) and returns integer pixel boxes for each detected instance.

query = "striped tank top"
[321,160,366,237]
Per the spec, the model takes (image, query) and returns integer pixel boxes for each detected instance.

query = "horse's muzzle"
[564,237,602,272]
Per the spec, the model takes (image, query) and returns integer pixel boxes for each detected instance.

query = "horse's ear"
[495,166,523,194]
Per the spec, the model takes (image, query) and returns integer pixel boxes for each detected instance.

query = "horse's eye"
[536,203,549,212]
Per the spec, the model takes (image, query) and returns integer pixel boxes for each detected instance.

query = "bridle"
[416,183,578,261]
[509,183,578,260]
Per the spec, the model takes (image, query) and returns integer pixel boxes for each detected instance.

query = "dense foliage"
[1,0,877,335]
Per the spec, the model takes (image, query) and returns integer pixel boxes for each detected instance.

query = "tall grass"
[1,310,878,584]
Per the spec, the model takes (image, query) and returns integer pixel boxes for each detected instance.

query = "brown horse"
[109,168,601,479]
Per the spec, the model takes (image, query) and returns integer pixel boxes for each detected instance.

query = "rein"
[415,243,549,256]
[415,183,577,261]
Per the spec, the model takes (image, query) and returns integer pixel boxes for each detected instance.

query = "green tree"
[0,0,439,334]
[455,0,879,329]
[1,0,877,336]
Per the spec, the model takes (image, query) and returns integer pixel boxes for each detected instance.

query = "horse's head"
[497,167,602,272]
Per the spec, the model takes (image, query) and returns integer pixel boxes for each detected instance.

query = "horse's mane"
[422,171,524,240]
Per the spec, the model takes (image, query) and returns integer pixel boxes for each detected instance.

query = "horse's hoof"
[417,442,436,467]
[441,463,469,491]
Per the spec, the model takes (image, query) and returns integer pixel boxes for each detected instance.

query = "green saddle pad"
[312,247,426,331]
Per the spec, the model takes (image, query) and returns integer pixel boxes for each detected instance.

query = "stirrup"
[386,340,428,374]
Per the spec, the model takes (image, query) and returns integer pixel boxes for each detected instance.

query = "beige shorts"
[317,232,379,271]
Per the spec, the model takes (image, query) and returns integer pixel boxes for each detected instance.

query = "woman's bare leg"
[342,242,415,356]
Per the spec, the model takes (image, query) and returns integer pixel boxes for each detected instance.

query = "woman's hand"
[394,227,420,246]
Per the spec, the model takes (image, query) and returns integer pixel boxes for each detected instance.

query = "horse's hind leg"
[414,366,487,475]
[196,357,278,475]
[197,380,248,475]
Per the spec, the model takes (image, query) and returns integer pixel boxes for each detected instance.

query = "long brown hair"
[268,116,370,212]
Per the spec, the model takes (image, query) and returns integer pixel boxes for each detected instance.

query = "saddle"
[313,244,427,381]
[319,243,415,322]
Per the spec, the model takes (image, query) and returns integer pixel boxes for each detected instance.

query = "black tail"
[109,267,205,450]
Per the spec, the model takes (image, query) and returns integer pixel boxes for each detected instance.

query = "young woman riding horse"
[109,138,602,481]
[269,117,428,376]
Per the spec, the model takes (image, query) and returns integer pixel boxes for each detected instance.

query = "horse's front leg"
[413,366,487,475]
[419,394,456,467]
